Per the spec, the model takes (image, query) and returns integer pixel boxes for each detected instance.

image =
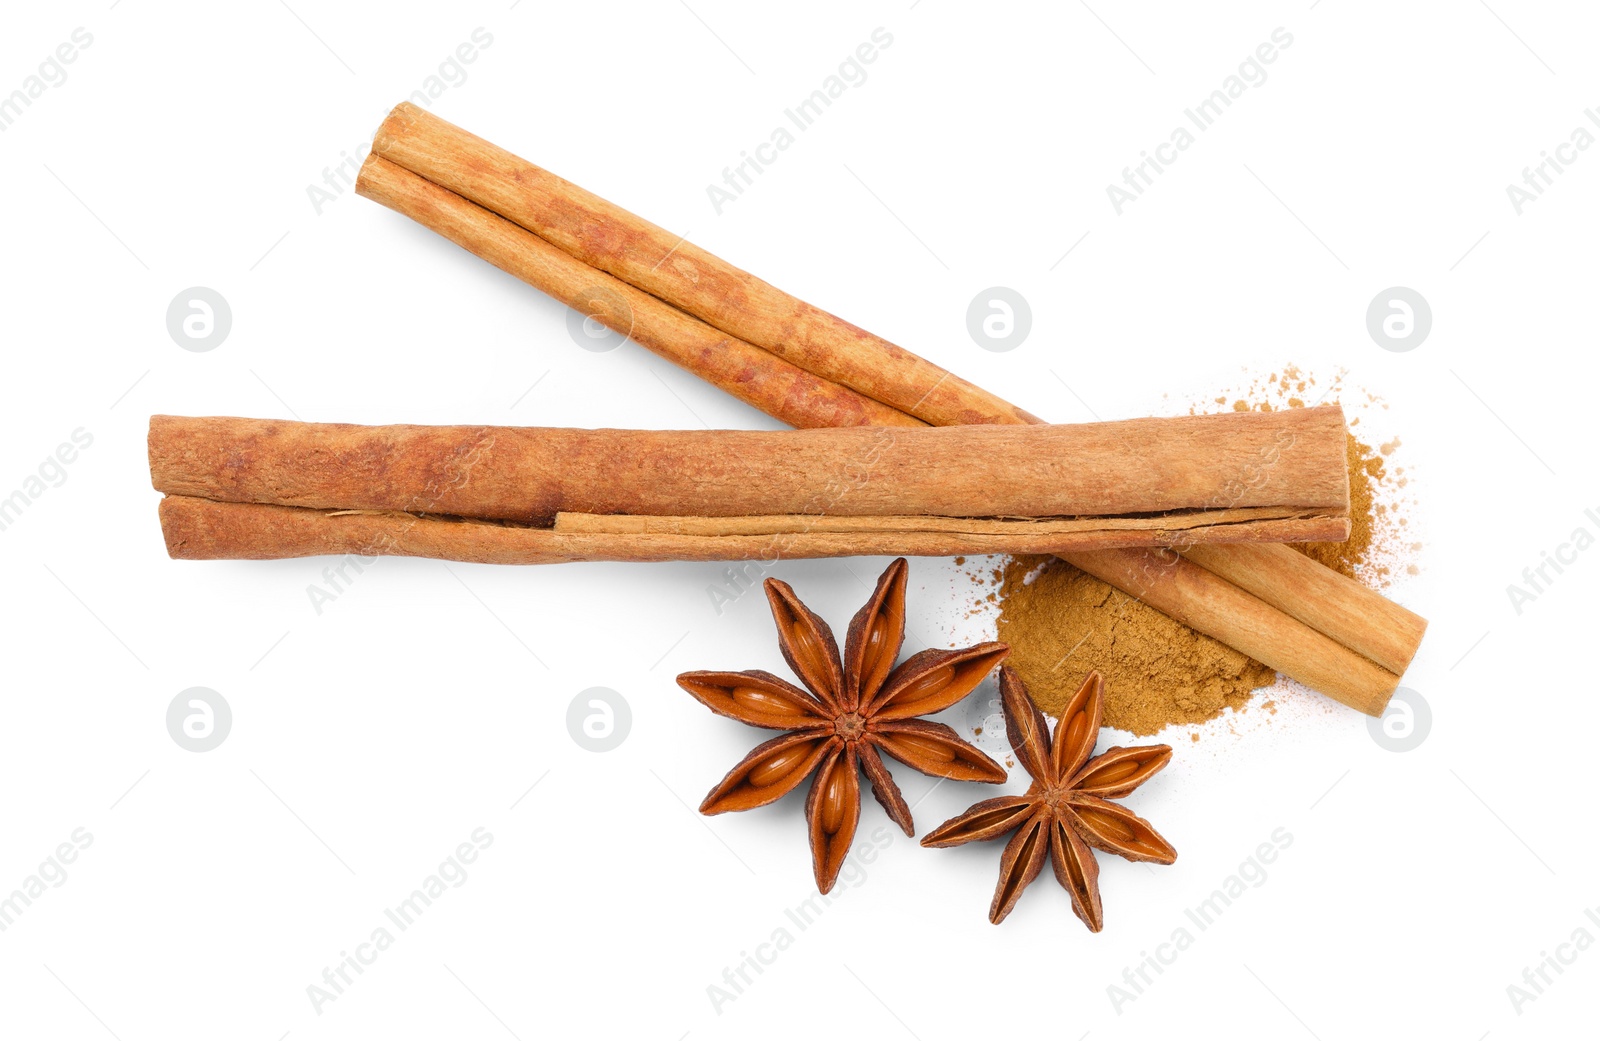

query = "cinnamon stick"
[367,103,1036,428]
[150,410,1350,541]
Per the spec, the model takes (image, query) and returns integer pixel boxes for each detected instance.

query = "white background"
[2,1,1596,1037]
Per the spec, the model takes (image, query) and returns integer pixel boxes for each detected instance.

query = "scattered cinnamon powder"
[1212,365,1417,587]
[996,555,1275,736]
[992,365,1419,737]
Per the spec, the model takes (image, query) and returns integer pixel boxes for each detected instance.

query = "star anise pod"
[678,558,1010,893]
[922,666,1176,930]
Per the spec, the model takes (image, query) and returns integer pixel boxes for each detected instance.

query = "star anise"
[678,558,1010,893]
[922,666,1176,930]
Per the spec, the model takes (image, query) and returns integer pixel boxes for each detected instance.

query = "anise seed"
[1079,807,1135,842]
[749,746,812,787]
[1085,759,1141,785]
[1063,714,1090,761]
[861,616,892,683]
[885,664,954,706]
[789,620,827,676]
[733,686,802,716]
[889,733,955,763]
[820,774,847,833]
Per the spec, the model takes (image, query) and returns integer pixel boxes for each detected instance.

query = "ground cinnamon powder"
[994,367,1414,736]
[1222,367,1413,587]
[996,556,1275,736]
[1291,430,1378,579]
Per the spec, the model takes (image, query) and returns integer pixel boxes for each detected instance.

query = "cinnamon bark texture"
[367,102,1035,428]
[149,411,1349,528]
[352,105,1427,714]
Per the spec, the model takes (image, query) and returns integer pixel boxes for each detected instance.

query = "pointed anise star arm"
[806,742,861,893]
[765,577,846,711]
[700,731,834,815]
[1049,814,1105,932]
[845,556,908,709]
[1051,670,1104,783]
[1070,743,1172,799]
[998,666,1051,783]
[920,796,1037,848]
[677,669,833,730]
[1067,795,1178,864]
[989,809,1050,924]
[869,643,1011,721]
[857,741,914,836]
[872,719,1006,783]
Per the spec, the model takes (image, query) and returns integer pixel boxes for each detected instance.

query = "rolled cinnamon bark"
[149,410,1350,533]
[367,102,1035,428]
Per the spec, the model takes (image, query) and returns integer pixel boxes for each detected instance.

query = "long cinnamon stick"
[368,103,1036,427]
[150,411,1350,537]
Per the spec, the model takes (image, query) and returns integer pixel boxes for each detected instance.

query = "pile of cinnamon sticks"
[151,102,1429,719]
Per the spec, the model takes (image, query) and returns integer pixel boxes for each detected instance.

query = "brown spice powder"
[1292,431,1380,579]
[1219,366,1413,587]
[995,555,1275,736]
